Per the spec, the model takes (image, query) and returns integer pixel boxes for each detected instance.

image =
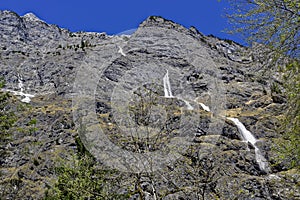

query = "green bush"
[0,79,17,158]
[45,136,129,199]
[274,61,300,170]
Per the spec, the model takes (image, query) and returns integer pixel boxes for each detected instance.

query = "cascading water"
[162,71,213,112]
[161,71,269,172]
[163,70,173,98]
[199,102,210,112]
[18,74,24,92]
[118,46,126,56]
[227,117,256,144]
[178,97,194,110]
[227,117,270,172]
[163,71,194,110]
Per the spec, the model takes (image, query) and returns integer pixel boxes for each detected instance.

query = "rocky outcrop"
[0,11,299,199]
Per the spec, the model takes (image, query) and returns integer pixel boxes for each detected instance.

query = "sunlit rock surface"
[0,10,298,199]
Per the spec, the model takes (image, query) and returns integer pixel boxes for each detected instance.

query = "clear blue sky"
[0,0,244,44]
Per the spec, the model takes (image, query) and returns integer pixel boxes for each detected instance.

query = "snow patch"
[23,12,44,23]
[21,96,31,103]
[2,89,35,103]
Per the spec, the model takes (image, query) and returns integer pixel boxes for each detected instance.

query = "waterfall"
[227,117,269,172]
[163,70,173,98]
[254,148,269,173]
[18,74,24,92]
[162,71,213,111]
[199,103,210,112]
[162,71,195,110]
[182,99,194,110]
[193,97,210,112]
[177,97,194,110]
[118,46,126,56]
[227,118,256,144]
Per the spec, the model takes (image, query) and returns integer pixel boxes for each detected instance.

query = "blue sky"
[0,0,244,44]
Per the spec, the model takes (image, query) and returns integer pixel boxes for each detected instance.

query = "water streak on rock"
[118,46,126,56]
[199,102,210,112]
[163,70,173,98]
[227,117,270,172]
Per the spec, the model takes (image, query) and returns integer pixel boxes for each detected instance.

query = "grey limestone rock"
[0,10,298,200]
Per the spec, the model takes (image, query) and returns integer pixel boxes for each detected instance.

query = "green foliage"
[28,118,37,125]
[75,135,90,158]
[0,78,5,88]
[45,136,129,200]
[225,0,299,58]
[46,156,108,199]
[0,80,16,157]
[270,82,282,94]
[274,61,300,169]
[223,0,299,170]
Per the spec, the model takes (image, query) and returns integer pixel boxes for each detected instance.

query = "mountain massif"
[0,10,299,199]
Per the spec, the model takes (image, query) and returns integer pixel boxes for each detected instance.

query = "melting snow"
[21,96,31,103]
[2,89,35,103]
[23,13,45,23]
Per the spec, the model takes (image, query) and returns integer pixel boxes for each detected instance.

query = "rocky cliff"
[0,10,299,199]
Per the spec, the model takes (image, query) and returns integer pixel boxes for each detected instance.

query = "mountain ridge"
[0,10,299,200]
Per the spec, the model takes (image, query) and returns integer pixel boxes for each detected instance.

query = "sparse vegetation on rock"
[0,10,299,199]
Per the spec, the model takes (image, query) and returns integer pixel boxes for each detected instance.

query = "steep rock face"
[0,10,111,95]
[0,11,299,199]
